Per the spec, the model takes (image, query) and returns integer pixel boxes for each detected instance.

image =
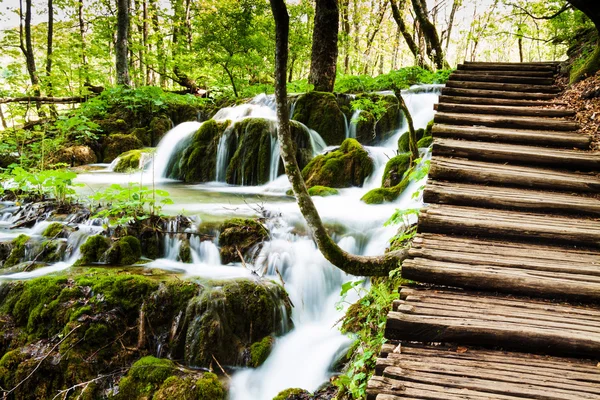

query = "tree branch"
[0,96,91,104]
[509,2,572,20]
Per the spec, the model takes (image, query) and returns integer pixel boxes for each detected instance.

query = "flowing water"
[0,86,440,398]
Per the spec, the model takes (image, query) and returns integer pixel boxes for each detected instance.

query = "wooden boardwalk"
[367,61,600,400]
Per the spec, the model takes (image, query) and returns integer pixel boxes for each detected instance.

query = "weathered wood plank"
[429,157,600,192]
[441,87,557,100]
[448,70,556,77]
[434,102,575,117]
[449,72,555,85]
[434,112,579,131]
[437,95,564,107]
[446,80,561,94]
[431,124,591,148]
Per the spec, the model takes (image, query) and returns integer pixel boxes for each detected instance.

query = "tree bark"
[567,1,600,82]
[269,0,407,277]
[19,0,42,113]
[390,0,423,67]
[410,0,448,69]
[308,0,339,92]
[149,0,166,87]
[340,0,351,74]
[393,87,418,161]
[444,0,460,55]
[116,0,131,86]
[46,0,57,117]
[78,0,90,86]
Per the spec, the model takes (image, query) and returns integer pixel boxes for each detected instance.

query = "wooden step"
[418,204,600,247]
[385,288,600,358]
[458,63,558,72]
[429,157,600,192]
[464,61,560,66]
[434,103,575,118]
[449,72,555,85]
[424,181,600,216]
[446,80,561,94]
[431,124,591,149]
[368,343,600,400]
[449,70,556,77]
[438,95,564,107]
[434,112,579,131]
[441,87,557,100]
[433,138,599,170]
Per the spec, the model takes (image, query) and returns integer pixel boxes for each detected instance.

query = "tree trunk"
[393,87,418,161]
[143,0,150,84]
[223,64,238,98]
[410,0,448,69]
[78,0,90,86]
[444,0,460,55]
[46,0,57,117]
[116,0,130,86]
[269,0,407,277]
[308,0,339,92]
[149,0,166,88]
[390,0,423,67]
[19,0,42,113]
[340,0,351,74]
[567,1,600,82]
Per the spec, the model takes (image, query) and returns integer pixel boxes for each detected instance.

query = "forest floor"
[557,72,600,150]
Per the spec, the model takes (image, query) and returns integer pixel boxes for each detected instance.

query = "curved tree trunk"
[567,1,600,82]
[390,0,423,67]
[410,0,449,69]
[269,0,407,277]
[308,0,339,92]
[116,0,131,86]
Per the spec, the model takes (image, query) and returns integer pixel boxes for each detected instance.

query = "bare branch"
[508,2,572,20]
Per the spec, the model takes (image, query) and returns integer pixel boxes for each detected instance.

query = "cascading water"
[215,128,233,182]
[152,121,202,179]
[347,109,361,139]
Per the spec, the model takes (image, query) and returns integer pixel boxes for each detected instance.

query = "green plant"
[6,167,80,205]
[54,114,101,143]
[88,183,173,226]
[350,98,388,123]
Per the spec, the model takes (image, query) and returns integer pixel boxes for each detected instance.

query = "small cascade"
[213,94,277,121]
[269,134,281,182]
[189,235,220,265]
[215,128,233,182]
[307,127,327,156]
[151,121,202,179]
[348,109,361,139]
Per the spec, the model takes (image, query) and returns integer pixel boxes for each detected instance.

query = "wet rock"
[353,94,401,145]
[382,153,411,188]
[130,127,151,146]
[292,91,347,145]
[78,235,111,265]
[361,176,411,205]
[307,186,340,197]
[249,335,275,367]
[41,222,67,238]
[102,133,144,163]
[104,236,142,265]
[150,114,173,146]
[48,145,97,167]
[273,388,313,400]
[178,119,230,182]
[3,234,29,268]
[112,148,154,172]
[219,218,269,265]
[302,139,374,188]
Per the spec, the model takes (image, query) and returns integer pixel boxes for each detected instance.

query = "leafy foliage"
[3,167,81,205]
[335,67,452,93]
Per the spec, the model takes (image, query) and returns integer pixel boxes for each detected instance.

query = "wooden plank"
[402,259,600,302]
[429,157,600,193]
[423,182,600,216]
[441,87,557,100]
[432,138,599,170]
[458,63,558,72]
[447,70,556,77]
[445,80,561,94]
[463,61,560,67]
[434,103,575,117]
[431,124,591,149]
[434,112,579,131]
[449,72,555,85]
[437,95,563,107]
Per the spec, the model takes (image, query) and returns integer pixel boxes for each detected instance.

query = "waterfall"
[348,109,361,139]
[269,134,282,182]
[151,121,202,179]
[215,128,233,182]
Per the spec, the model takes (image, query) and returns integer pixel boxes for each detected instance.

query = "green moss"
[83,323,110,346]
[105,236,142,265]
[78,235,110,265]
[113,149,153,172]
[219,218,270,264]
[179,239,192,263]
[273,388,312,400]
[249,336,274,367]
[307,186,339,197]
[42,222,65,238]
[398,128,426,153]
[382,153,411,188]
[130,356,175,383]
[4,234,30,268]
[130,127,151,146]
[571,42,600,83]
[417,135,433,148]
[292,91,346,145]
[302,138,373,188]
[153,376,198,400]
[227,118,275,185]
[77,272,158,312]
[40,240,63,263]
[361,175,411,204]
[352,93,401,144]
[150,115,172,146]
[103,133,144,163]
[196,372,225,399]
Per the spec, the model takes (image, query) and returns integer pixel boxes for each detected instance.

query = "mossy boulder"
[219,218,269,264]
[78,235,111,265]
[398,128,425,153]
[150,114,173,146]
[104,236,142,265]
[130,127,151,146]
[352,94,401,145]
[249,335,275,367]
[0,153,18,169]
[307,185,339,197]
[417,135,433,148]
[42,222,67,238]
[97,117,128,135]
[273,388,313,400]
[49,145,97,167]
[180,278,291,367]
[3,234,29,268]
[113,148,154,172]
[195,372,226,399]
[102,133,144,163]
[292,91,346,145]
[382,153,411,188]
[302,138,374,188]
[361,175,411,205]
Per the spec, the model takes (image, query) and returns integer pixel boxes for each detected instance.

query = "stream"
[0,86,440,399]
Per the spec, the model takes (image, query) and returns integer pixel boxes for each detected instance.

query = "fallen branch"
[0,96,91,104]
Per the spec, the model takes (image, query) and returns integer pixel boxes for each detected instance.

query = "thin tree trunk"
[269,0,407,277]
[19,0,43,114]
[143,0,150,84]
[309,0,339,92]
[46,0,57,117]
[445,0,460,55]
[116,0,131,86]
[340,0,351,74]
[390,0,423,67]
[149,0,166,87]
[223,64,238,98]
[362,0,388,73]
[0,106,7,129]
[78,0,90,86]
[411,0,448,69]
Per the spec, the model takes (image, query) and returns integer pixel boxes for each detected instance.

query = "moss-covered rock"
[382,153,411,188]
[219,218,269,265]
[48,145,97,167]
[104,236,142,265]
[113,148,154,172]
[361,175,411,204]
[103,133,144,163]
[97,117,129,135]
[417,135,433,148]
[307,185,339,197]
[352,94,401,145]
[180,279,291,367]
[302,139,374,188]
[78,235,111,265]
[292,91,346,145]
[130,127,151,146]
[4,234,29,268]
[249,335,274,367]
[179,237,192,263]
[273,388,312,400]
[42,222,65,238]
[196,372,226,399]
[398,128,425,153]
[150,115,173,146]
